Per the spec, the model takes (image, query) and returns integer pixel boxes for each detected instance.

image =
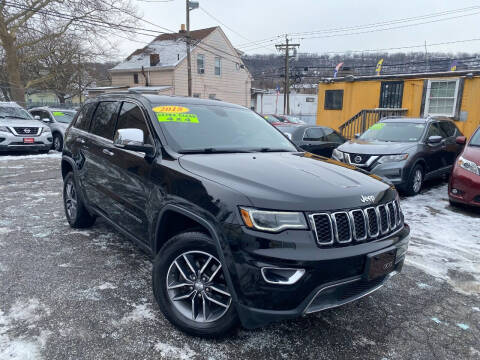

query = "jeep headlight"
[458,156,479,175]
[332,148,344,161]
[239,207,308,232]
[378,154,408,163]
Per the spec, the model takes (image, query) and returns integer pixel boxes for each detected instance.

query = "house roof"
[323,69,480,83]
[111,27,218,72]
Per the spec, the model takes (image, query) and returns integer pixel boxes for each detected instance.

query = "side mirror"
[42,118,51,123]
[354,133,360,139]
[34,115,40,120]
[427,135,442,144]
[456,136,467,145]
[114,128,155,156]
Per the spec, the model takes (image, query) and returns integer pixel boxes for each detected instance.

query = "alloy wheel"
[65,179,78,220]
[166,250,232,323]
[54,135,62,151]
[413,169,422,193]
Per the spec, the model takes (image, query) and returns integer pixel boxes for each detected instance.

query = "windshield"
[263,114,284,123]
[0,106,33,120]
[154,104,297,153]
[52,110,76,123]
[470,128,480,147]
[360,122,426,142]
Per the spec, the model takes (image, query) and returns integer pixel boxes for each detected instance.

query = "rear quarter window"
[74,103,96,131]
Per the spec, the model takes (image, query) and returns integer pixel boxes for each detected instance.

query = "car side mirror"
[114,128,155,156]
[354,133,360,139]
[456,136,467,145]
[427,135,442,144]
[42,118,51,123]
[33,115,40,120]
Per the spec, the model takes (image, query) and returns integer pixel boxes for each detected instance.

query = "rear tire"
[404,164,424,196]
[152,231,238,338]
[63,172,95,228]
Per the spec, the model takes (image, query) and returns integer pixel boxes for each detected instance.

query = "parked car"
[262,114,305,126]
[448,126,480,207]
[0,102,52,153]
[277,125,346,157]
[62,93,409,337]
[261,114,286,126]
[332,117,463,196]
[275,114,306,124]
[29,107,77,151]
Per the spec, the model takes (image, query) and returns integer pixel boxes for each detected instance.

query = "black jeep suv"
[62,93,410,337]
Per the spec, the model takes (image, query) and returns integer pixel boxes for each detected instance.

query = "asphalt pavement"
[0,153,478,360]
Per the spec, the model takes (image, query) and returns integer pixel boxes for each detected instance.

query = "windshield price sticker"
[152,106,189,113]
[156,113,199,123]
[370,123,385,130]
[53,111,65,116]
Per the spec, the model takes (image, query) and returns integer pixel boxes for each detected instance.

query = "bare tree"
[0,0,139,105]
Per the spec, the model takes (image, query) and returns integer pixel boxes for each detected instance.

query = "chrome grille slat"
[311,201,402,246]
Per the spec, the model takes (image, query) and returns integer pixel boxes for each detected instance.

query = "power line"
[199,6,250,42]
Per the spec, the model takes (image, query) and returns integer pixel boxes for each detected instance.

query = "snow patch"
[0,153,61,162]
[119,303,155,324]
[401,184,480,294]
[154,342,197,360]
[456,323,470,330]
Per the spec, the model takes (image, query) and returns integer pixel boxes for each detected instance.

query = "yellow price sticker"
[152,106,189,113]
[370,123,385,130]
[53,111,65,116]
[156,113,199,123]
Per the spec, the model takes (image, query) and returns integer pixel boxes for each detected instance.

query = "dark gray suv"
[332,117,463,195]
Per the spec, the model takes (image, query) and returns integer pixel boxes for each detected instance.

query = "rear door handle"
[102,149,114,156]
[76,138,86,144]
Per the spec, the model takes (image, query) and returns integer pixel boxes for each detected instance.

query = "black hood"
[179,152,395,211]
[337,139,417,155]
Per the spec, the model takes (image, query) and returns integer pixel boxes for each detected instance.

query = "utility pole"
[276,35,299,115]
[186,1,199,97]
[424,40,429,72]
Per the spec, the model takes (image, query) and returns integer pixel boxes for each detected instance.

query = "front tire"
[404,164,424,196]
[152,232,238,337]
[63,172,95,228]
[53,133,63,152]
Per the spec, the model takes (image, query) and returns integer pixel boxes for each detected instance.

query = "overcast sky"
[114,0,480,59]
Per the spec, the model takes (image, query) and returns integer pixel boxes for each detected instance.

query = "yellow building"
[316,70,480,138]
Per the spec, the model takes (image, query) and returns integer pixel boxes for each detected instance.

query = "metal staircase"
[338,108,408,139]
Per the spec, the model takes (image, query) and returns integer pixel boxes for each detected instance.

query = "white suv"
[0,102,52,153]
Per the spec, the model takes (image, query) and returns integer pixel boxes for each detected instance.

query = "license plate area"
[23,138,34,144]
[365,248,396,280]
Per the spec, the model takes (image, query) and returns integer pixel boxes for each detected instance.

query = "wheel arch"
[61,156,75,179]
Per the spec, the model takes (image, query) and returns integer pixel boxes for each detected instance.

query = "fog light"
[261,267,305,285]
[452,188,459,194]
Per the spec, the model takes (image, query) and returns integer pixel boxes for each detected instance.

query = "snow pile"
[0,153,61,162]
[0,299,51,359]
[154,342,197,360]
[401,184,480,294]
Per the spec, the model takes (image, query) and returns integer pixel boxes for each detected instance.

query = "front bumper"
[449,165,480,206]
[335,157,408,186]
[0,130,52,152]
[225,223,410,328]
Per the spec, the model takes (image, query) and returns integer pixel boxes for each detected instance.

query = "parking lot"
[0,153,479,360]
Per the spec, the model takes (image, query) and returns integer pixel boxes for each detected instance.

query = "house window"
[193,93,200,98]
[324,90,343,110]
[424,79,460,117]
[379,81,404,108]
[133,73,139,84]
[209,94,216,99]
[197,54,205,74]
[214,57,221,76]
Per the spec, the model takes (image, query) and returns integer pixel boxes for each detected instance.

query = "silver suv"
[0,102,52,153]
[29,107,77,151]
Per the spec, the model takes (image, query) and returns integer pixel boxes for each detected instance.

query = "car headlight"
[239,207,308,232]
[332,148,344,161]
[0,126,9,133]
[458,156,479,175]
[378,154,409,163]
[42,126,51,133]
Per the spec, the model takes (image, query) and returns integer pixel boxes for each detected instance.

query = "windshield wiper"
[256,148,292,152]
[179,148,254,154]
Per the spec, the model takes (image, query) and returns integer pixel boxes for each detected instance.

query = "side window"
[322,128,344,142]
[426,123,447,139]
[90,101,119,140]
[439,121,456,137]
[116,102,152,145]
[30,111,40,118]
[303,127,325,141]
[74,102,96,131]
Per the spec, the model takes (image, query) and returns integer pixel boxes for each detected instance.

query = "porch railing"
[338,108,408,139]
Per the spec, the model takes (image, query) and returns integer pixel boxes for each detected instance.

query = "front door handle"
[102,149,114,156]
